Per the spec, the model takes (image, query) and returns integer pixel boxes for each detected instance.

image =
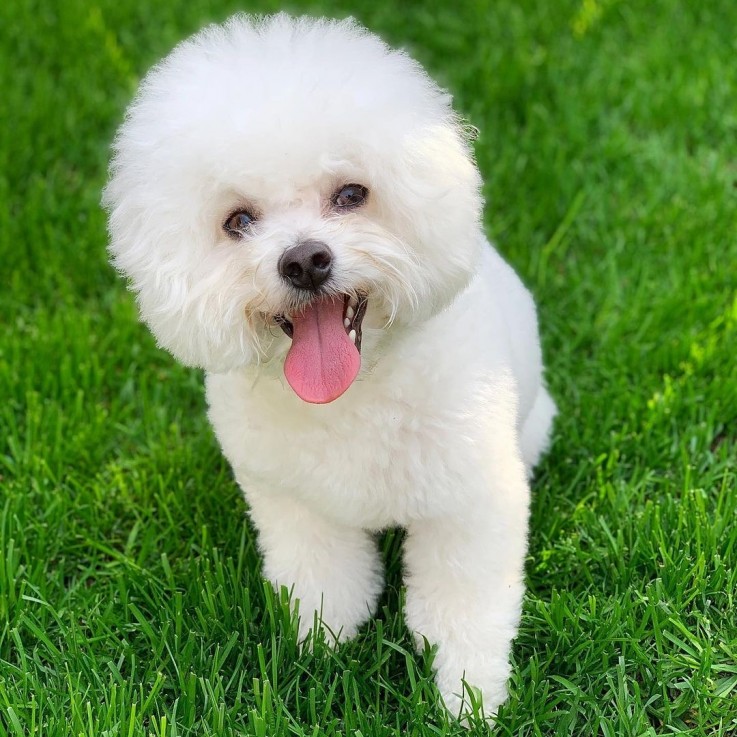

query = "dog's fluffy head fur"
[104,13,483,381]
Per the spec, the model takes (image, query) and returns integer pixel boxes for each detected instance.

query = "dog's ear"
[374,120,484,321]
[103,164,262,373]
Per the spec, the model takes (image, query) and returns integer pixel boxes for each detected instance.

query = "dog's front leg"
[246,489,384,644]
[403,470,530,719]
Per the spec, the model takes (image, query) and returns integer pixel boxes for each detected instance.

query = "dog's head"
[104,13,483,403]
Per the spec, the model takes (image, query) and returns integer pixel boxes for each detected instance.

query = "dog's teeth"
[348,296,358,309]
[349,329,356,344]
[346,305,355,320]
[344,318,351,328]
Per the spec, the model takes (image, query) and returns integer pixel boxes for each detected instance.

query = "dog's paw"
[292,597,366,647]
[265,552,383,649]
[438,681,505,728]
[433,649,510,726]
[247,489,384,649]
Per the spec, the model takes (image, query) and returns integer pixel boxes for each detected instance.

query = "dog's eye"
[332,184,368,209]
[224,209,256,236]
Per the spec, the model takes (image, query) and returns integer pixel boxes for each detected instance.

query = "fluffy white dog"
[103,13,556,719]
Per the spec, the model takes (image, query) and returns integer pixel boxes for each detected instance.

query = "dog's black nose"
[278,240,333,291]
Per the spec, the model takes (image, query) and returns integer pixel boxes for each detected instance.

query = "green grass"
[1,0,736,734]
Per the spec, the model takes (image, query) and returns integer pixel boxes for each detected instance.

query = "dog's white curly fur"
[104,13,556,719]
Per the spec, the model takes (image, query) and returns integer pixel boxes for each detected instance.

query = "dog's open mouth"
[275,294,368,404]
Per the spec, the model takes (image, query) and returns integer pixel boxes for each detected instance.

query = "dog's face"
[104,14,483,402]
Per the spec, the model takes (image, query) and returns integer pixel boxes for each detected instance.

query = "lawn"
[1,0,736,735]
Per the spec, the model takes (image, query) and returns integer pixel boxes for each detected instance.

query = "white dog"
[103,13,556,719]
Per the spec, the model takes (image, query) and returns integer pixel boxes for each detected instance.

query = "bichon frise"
[103,13,556,719]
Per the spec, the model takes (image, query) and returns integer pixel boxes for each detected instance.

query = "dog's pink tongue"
[284,297,360,403]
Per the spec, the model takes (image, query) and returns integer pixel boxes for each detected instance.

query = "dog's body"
[104,13,555,718]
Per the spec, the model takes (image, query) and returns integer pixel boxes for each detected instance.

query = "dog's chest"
[206,370,478,529]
